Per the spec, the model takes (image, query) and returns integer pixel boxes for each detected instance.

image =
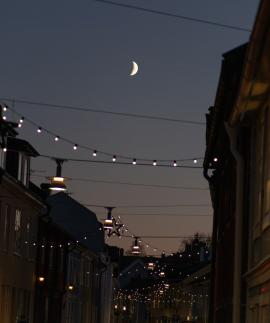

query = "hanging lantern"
[49,159,67,191]
[103,207,115,230]
[148,262,155,270]
[132,237,140,255]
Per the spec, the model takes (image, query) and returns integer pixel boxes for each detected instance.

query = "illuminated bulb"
[213,157,218,162]
[18,123,22,128]
[123,306,127,311]
[132,159,137,165]
[3,115,7,120]
[3,147,7,152]
[112,155,116,162]
[3,105,7,112]
[193,159,198,164]
[54,136,59,142]
[153,160,157,166]
[93,150,97,157]
[173,161,177,167]
[37,127,42,133]
[73,144,78,150]
[19,117,24,123]
[38,276,45,283]
[68,285,74,291]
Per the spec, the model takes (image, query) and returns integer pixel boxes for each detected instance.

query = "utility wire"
[111,213,212,217]
[95,0,252,33]
[32,174,208,190]
[120,235,210,239]
[0,97,205,125]
[84,203,211,208]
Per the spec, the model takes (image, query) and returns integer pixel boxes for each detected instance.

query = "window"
[2,204,11,251]
[0,148,6,169]
[17,153,30,186]
[14,209,22,255]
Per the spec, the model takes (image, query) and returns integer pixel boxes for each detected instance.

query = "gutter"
[225,123,244,323]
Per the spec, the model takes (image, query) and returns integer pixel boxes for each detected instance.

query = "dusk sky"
[0,0,259,254]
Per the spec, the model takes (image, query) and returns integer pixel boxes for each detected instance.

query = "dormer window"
[18,152,30,186]
[5,137,39,187]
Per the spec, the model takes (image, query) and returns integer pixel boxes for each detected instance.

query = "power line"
[95,0,252,32]
[84,203,211,208]
[32,174,208,190]
[112,213,212,217]
[0,97,205,125]
[120,235,209,239]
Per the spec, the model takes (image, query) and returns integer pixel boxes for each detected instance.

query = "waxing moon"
[130,61,139,76]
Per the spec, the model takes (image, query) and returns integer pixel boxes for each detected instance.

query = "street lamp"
[49,159,67,191]
[132,237,140,255]
[103,207,115,230]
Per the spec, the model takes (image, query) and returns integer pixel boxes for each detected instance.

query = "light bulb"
[3,147,7,152]
[3,105,7,112]
[19,117,24,123]
[2,115,7,120]
[193,159,198,164]
[112,155,116,162]
[93,150,97,157]
[213,157,218,162]
[132,159,137,165]
[173,161,177,167]
[37,127,42,133]
[54,136,59,142]
[73,144,78,150]
[18,123,22,128]
[153,160,157,166]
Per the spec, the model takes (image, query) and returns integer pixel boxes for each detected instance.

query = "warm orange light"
[38,276,45,283]
[68,285,74,291]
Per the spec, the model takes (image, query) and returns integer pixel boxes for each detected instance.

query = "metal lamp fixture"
[103,207,115,230]
[49,159,67,191]
[132,237,140,255]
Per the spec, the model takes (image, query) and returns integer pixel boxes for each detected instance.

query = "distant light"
[153,160,157,166]
[18,123,22,128]
[3,147,7,152]
[68,285,74,291]
[213,157,218,162]
[112,155,116,162]
[19,117,24,123]
[132,159,137,165]
[123,306,127,311]
[2,115,7,120]
[193,159,198,164]
[38,276,45,283]
[54,136,59,142]
[173,161,177,167]
[3,105,7,112]
[73,144,78,150]
[114,305,118,310]
[93,150,97,157]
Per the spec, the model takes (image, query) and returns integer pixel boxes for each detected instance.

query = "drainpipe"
[225,123,244,323]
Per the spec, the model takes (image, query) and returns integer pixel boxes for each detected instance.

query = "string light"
[2,105,7,112]
[153,160,157,166]
[112,155,116,162]
[193,159,198,164]
[173,161,177,167]
[19,117,24,123]
[213,157,218,162]
[132,159,137,165]
[2,115,7,120]
[54,136,59,142]
[1,103,203,167]
[73,144,78,150]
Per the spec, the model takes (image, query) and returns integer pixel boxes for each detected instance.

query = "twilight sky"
[0,0,259,254]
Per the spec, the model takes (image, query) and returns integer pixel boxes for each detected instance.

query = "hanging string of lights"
[0,103,212,168]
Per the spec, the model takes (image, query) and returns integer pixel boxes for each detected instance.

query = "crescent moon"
[130,61,139,76]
